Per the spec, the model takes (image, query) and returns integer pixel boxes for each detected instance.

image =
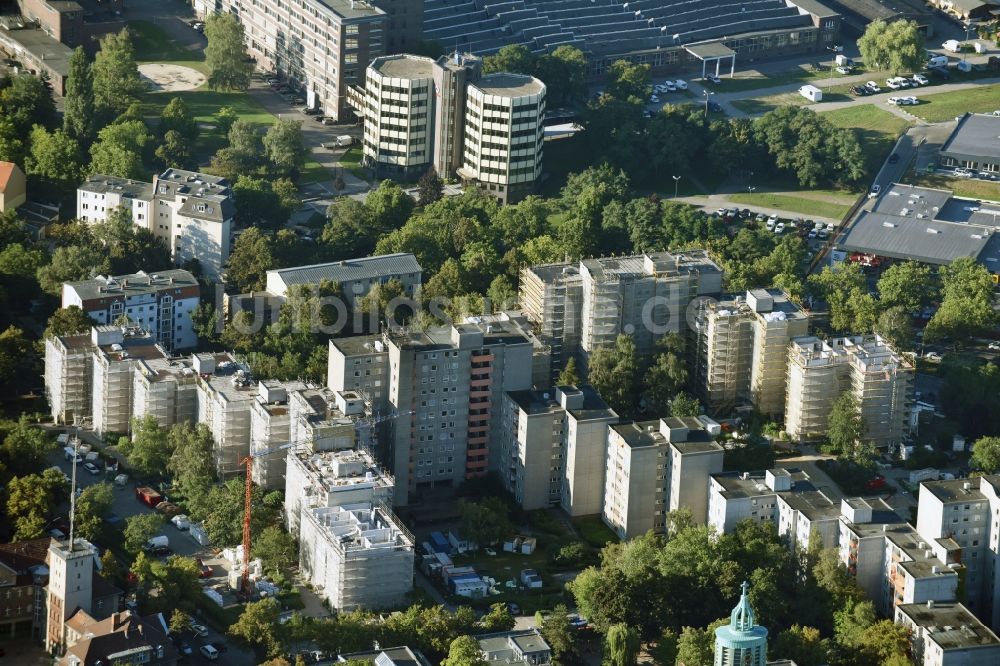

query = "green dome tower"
[713,581,768,666]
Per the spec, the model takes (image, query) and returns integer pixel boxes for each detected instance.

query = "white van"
[942,40,962,53]
[927,55,948,68]
[335,135,354,147]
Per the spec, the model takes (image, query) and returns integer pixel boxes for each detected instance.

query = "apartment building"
[194,353,257,478]
[499,385,617,512]
[91,327,169,436]
[559,385,619,517]
[362,54,436,180]
[708,468,841,550]
[881,523,962,617]
[478,629,552,666]
[45,333,93,425]
[693,289,808,417]
[289,386,363,454]
[131,355,198,429]
[297,502,413,611]
[265,253,422,307]
[521,251,723,376]
[519,264,582,383]
[916,477,1000,629]
[328,335,390,414]
[356,51,544,202]
[664,417,726,525]
[77,170,235,279]
[785,335,913,446]
[837,497,901,601]
[220,0,387,120]
[250,381,306,490]
[62,270,200,351]
[0,537,56,639]
[747,289,810,416]
[384,321,534,505]
[284,447,393,536]
[458,72,545,204]
[895,602,1000,666]
[693,295,754,414]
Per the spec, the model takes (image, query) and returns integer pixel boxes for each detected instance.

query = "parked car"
[924,351,942,362]
[807,230,817,239]
[705,73,721,84]
[155,501,181,517]
[865,81,881,92]
[835,66,851,75]
[818,230,829,239]
[301,107,320,115]
[150,546,173,558]
[888,153,900,164]
[83,462,100,476]
[899,96,918,106]
[177,641,193,657]
[887,96,902,105]
[869,184,881,198]
[199,644,219,661]
[191,624,209,638]
[674,79,688,90]
[988,342,1000,351]
[707,101,723,113]
[912,73,929,85]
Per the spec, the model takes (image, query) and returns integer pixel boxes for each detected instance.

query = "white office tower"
[297,502,413,611]
[363,55,436,181]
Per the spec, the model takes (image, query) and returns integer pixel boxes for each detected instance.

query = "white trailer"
[798,85,823,102]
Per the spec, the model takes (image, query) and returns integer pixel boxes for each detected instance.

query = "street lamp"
[672,175,682,198]
[748,185,757,196]
[702,90,715,119]
[825,46,837,87]
[963,22,976,63]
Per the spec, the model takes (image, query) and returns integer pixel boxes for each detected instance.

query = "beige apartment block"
[559,386,619,517]
[45,333,93,426]
[693,295,755,415]
[91,327,169,436]
[519,264,583,383]
[747,289,809,416]
[785,334,912,446]
[131,354,198,429]
[194,353,257,478]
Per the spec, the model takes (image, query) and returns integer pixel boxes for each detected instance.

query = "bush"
[552,542,594,569]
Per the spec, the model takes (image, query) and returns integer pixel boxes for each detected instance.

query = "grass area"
[572,516,618,548]
[908,83,1000,122]
[730,90,853,115]
[130,20,204,64]
[903,172,1000,201]
[727,192,852,219]
[821,104,911,178]
[337,145,368,180]
[707,64,868,94]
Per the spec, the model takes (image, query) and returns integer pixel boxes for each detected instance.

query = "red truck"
[135,486,163,508]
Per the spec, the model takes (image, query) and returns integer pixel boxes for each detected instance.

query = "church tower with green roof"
[713,581,768,666]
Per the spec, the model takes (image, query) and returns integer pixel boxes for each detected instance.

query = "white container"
[798,85,823,102]
[942,40,961,53]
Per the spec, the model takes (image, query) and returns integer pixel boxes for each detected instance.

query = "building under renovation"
[131,354,198,429]
[194,353,257,478]
[45,333,93,426]
[297,502,414,611]
[785,335,913,446]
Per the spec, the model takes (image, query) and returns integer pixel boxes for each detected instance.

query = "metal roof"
[940,113,1000,165]
[267,253,422,293]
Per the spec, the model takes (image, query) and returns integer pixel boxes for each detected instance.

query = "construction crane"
[239,442,295,597]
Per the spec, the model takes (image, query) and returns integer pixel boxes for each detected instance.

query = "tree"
[418,167,444,206]
[234,176,292,229]
[0,327,35,394]
[92,29,144,119]
[205,13,254,90]
[322,197,374,259]
[253,525,297,574]
[226,228,276,293]
[478,603,515,633]
[972,436,1000,474]
[483,45,535,75]
[540,605,578,666]
[605,623,640,666]
[7,471,65,540]
[604,60,651,101]
[75,482,114,541]
[169,609,193,636]
[827,391,867,460]
[0,74,57,138]
[366,179,416,233]
[123,513,165,554]
[925,257,997,344]
[588,335,640,418]
[644,334,688,416]
[808,263,869,333]
[167,422,215,515]
[263,119,306,176]
[877,261,935,313]
[215,106,239,136]
[64,46,95,145]
[2,416,58,475]
[155,130,195,170]
[670,392,701,417]
[229,597,285,657]
[557,357,580,386]
[772,625,828,666]
[100,550,123,587]
[754,107,865,188]
[37,245,109,295]
[25,126,85,200]
[875,306,913,352]
[159,97,198,140]
[119,415,172,478]
[89,120,152,180]
[91,206,171,275]
[858,19,925,74]
[0,118,25,165]
[536,46,587,106]
[459,497,512,549]
[441,635,487,666]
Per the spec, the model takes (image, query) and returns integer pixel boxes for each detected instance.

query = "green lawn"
[337,145,368,180]
[908,83,1000,122]
[727,192,852,219]
[904,172,1000,201]
[821,104,911,178]
[572,515,618,548]
[730,90,853,115]
[705,64,868,94]
[130,20,207,70]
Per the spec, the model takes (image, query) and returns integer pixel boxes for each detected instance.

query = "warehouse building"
[939,113,1000,175]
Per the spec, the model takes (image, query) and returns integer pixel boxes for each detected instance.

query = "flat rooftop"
[268,253,421,291]
[330,335,388,357]
[898,602,1000,650]
[291,448,393,493]
[473,73,544,98]
[79,175,153,199]
[940,113,1000,164]
[0,26,73,77]
[611,421,666,449]
[839,183,1000,266]
[372,54,435,79]
[921,478,987,504]
[507,389,561,416]
[884,523,961,580]
[316,0,386,20]
[65,270,197,301]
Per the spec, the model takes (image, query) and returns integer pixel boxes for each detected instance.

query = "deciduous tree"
[226,227,276,293]
[123,513,165,554]
[24,126,86,200]
[972,436,1000,474]
[588,335,640,418]
[63,47,95,145]
[441,635,486,666]
[37,245,109,295]
[263,119,306,176]
[605,623,640,666]
[119,415,172,478]
[229,597,285,657]
[205,13,254,90]
[858,19,925,75]
[92,29,144,119]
